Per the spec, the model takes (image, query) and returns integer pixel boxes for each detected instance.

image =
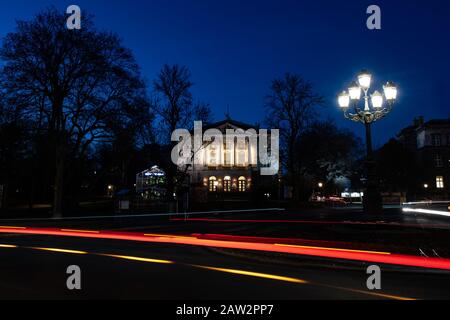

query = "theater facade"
[187,119,278,200]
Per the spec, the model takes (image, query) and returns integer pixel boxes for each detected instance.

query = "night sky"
[0,0,449,147]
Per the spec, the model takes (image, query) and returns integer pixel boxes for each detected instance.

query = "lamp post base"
[363,156,383,215]
[363,187,383,214]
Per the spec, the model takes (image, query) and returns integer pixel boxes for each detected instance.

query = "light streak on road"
[192,265,308,284]
[0,226,26,229]
[102,254,174,264]
[317,284,416,301]
[0,244,17,248]
[274,244,391,255]
[403,201,450,205]
[1,227,450,270]
[31,247,88,255]
[0,241,417,300]
[61,229,100,234]
[144,233,196,240]
[403,207,450,218]
[193,264,415,300]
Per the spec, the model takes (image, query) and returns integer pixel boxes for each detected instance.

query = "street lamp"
[338,70,398,214]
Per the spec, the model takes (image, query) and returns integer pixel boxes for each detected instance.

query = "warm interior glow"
[436,176,444,189]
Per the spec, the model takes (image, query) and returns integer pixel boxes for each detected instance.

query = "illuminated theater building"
[187,119,276,199]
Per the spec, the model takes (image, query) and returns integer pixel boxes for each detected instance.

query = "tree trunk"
[53,148,64,218]
[288,140,300,201]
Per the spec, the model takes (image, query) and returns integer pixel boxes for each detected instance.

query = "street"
[1,208,450,300]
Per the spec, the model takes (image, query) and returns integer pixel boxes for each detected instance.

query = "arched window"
[223,176,231,192]
[238,176,247,192]
[209,176,218,192]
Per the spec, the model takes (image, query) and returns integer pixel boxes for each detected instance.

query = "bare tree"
[0,8,150,216]
[152,64,212,205]
[265,73,324,200]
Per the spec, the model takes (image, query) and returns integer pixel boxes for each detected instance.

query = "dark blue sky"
[0,0,449,147]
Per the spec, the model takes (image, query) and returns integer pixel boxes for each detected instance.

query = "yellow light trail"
[274,243,391,255]
[0,226,26,229]
[0,240,414,300]
[0,244,18,248]
[193,264,415,300]
[192,265,308,284]
[102,254,174,264]
[317,284,417,301]
[31,247,88,255]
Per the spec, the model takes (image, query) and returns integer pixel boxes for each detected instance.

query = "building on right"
[397,117,450,200]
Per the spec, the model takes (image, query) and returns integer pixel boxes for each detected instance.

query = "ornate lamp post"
[338,70,398,214]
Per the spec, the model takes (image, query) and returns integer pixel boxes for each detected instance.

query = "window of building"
[238,176,247,192]
[223,176,231,192]
[236,140,247,166]
[209,148,217,166]
[237,150,246,166]
[436,176,444,189]
[209,176,218,192]
[432,134,442,147]
[434,154,444,168]
[224,146,232,166]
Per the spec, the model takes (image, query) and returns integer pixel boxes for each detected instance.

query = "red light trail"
[1,226,450,271]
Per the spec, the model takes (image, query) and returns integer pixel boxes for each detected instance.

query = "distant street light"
[424,184,429,189]
[338,70,398,214]
[318,182,324,188]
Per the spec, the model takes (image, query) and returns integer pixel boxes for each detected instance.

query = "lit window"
[209,149,217,166]
[237,150,246,166]
[434,154,444,168]
[238,176,247,192]
[436,176,444,189]
[224,148,232,166]
[209,176,218,192]
[223,176,231,192]
[432,134,442,147]
[236,140,247,166]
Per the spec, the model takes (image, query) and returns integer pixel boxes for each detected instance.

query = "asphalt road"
[4,207,449,257]
[1,233,450,300]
